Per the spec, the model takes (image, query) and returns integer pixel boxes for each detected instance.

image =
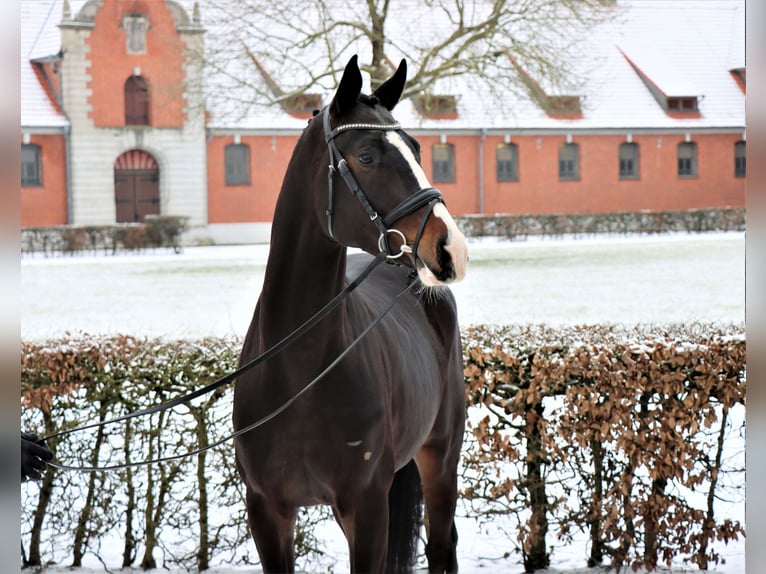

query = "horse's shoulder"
[346,252,459,346]
[347,252,410,296]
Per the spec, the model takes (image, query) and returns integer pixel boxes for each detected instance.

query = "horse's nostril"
[434,236,456,282]
[437,235,448,256]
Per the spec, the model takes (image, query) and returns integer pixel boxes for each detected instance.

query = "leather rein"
[42,105,445,473]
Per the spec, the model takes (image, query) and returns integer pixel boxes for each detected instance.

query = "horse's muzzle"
[419,203,467,285]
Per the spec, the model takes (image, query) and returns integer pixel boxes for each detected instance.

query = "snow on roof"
[21,0,745,132]
[727,1,746,71]
[20,0,74,129]
[23,0,67,60]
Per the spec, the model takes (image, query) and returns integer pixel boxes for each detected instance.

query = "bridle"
[322,106,444,263]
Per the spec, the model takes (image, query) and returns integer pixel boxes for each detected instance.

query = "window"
[123,14,148,54]
[558,143,579,180]
[735,141,746,178]
[432,143,455,183]
[677,142,697,177]
[667,97,698,113]
[21,143,41,187]
[225,143,250,185]
[125,75,150,126]
[496,143,519,182]
[619,142,639,179]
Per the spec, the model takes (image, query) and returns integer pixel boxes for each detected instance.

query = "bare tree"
[200,0,618,120]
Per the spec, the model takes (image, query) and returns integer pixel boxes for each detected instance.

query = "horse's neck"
[259,148,347,346]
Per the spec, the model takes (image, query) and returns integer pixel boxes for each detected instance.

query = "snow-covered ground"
[21,231,745,341]
[21,232,746,573]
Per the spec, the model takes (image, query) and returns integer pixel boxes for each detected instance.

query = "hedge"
[21,215,189,257]
[461,324,745,572]
[21,208,744,257]
[20,324,745,572]
[455,207,745,240]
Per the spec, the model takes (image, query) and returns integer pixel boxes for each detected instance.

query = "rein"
[43,251,389,471]
[44,105,442,473]
[47,272,418,473]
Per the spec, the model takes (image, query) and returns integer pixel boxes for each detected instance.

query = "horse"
[232,55,469,574]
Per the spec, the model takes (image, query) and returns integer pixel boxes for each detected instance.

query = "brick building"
[21,0,745,244]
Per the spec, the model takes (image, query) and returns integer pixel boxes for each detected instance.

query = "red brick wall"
[21,134,68,226]
[86,0,186,128]
[207,134,298,223]
[206,130,746,224]
[418,134,481,216]
[476,132,745,215]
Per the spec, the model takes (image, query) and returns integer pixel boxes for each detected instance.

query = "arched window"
[619,142,640,179]
[21,143,42,187]
[558,142,579,180]
[677,142,697,177]
[432,143,455,183]
[734,141,746,178]
[225,143,251,185]
[125,76,150,126]
[497,143,519,182]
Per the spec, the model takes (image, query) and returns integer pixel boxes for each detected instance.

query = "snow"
[21,232,744,341]
[21,0,745,132]
[21,232,745,573]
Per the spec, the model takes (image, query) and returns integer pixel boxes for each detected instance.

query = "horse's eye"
[357,153,374,166]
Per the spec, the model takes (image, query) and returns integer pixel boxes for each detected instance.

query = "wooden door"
[114,169,159,222]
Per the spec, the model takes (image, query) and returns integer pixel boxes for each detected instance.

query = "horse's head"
[316,55,468,286]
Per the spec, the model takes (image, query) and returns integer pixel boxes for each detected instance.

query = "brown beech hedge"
[21,324,745,571]
[461,324,745,572]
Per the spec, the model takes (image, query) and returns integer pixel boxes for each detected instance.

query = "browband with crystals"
[325,122,402,143]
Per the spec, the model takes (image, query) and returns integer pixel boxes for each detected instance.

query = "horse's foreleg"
[416,445,460,574]
[335,477,391,573]
[244,488,297,573]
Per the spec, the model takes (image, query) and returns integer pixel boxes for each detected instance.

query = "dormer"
[507,53,582,119]
[412,94,458,119]
[246,49,322,119]
[726,1,745,94]
[544,95,582,117]
[30,55,64,114]
[619,48,702,118]
[281,93,324,117]
[729,68,745,94]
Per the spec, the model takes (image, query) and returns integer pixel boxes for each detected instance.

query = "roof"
[389,0,745,131]
[21,0,745,133]
[20,0,71,129]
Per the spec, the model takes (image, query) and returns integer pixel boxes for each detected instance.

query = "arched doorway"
[114,149,159,222]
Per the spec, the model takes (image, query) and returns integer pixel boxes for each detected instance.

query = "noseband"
[322,106,444,262]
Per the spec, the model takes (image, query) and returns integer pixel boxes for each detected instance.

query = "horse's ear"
[331,55,363,116]
[373,59,407,111]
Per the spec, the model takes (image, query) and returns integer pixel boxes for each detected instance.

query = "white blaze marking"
[385,132,468,283]
[385,132,431,188]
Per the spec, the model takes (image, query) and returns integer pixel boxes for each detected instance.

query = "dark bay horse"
[232,55,468,573]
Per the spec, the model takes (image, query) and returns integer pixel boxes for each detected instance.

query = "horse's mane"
[358,93,379,107]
